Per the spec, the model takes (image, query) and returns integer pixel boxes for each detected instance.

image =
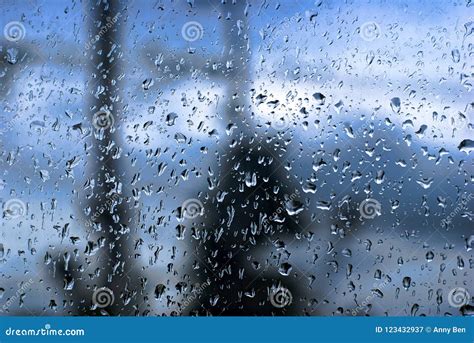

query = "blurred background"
[0,0,473,316]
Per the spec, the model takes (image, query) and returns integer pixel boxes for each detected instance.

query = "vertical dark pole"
[191,0,305,315]
[80,0,138,315]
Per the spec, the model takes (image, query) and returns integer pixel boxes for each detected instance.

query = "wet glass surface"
[0,0,473,316]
